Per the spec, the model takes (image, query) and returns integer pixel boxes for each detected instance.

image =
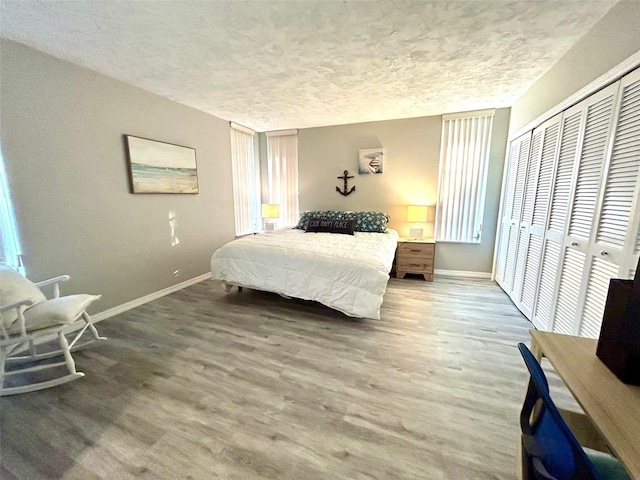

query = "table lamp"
[262,203,280,231]
[407,205,428,239]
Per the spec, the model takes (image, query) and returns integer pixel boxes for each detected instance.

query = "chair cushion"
[0,263,47,329]
[585,448,632,480]
[7,294,100,334]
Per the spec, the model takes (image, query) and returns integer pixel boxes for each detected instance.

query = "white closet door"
[519,117,561,318]
[578,257,620,338]
[533,240,562,330]
[547,110,583,240]
[533,108,583,330]
[511,130,542,303]
[495,67,640,338]
[599,69,640,277]
[554,248,587,334]
[551,82,618,334]
[499,132,531,293]
[579,69,640,338]
[495,138,522,286]
[566,85,618,246]
[503,134,531,293]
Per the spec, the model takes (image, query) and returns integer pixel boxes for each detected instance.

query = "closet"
[495,67,640,338]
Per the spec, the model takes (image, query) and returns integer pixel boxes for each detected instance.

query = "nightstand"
[395,238,436,281]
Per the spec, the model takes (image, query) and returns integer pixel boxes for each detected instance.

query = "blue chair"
[517,343,630,480]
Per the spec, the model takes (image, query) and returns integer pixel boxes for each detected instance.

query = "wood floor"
[1,276,538,479]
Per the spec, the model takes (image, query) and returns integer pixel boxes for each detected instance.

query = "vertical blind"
[266,131,299,228]
[0,150,24,274]
[230,124,260,236]
[435,110,494,243]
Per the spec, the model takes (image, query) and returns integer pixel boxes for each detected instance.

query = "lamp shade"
[407,205,428,223]
[261,204,280,219]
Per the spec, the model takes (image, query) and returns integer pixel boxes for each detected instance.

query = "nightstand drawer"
[396,243,435,260]
[398,242,434,256]
[397,259,433,271]
[397,250,434,262]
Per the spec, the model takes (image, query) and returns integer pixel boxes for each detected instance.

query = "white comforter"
[210,228,399,319]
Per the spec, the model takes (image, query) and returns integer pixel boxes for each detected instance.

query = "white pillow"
[7,294,100,334]
[0,263,47,328]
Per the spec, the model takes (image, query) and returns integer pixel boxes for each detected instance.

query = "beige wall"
[0,40,235,313]
[298,108,510,273]
[510,0,640,135]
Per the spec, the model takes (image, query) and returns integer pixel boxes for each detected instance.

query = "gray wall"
[509,0,640,135]
[0,40,235,313]
[298,108,510,274]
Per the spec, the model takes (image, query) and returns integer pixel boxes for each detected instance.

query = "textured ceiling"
[0,0,617,131]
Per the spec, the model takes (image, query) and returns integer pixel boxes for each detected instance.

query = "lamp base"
[409,226,423,239]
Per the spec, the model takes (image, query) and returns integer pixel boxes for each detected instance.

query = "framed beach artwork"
[358,148,384,174]
[124,135,199,194]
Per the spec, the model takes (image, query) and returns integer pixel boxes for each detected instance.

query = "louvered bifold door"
[608,68,640,280]
[497,133,531,293]
[518,115,561,320]
[579,68,640,338]
[511,130,542,305]
[551,82,619,335]
[502,133,531,294]
[533,107,583,331]
[495,138,522,287]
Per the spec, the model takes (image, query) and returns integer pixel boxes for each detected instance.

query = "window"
[230,123,261,236]
[0,149,24,274]
[435,110,494,243]
[266,130,299,228]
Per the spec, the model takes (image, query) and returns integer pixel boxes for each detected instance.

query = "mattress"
[210,228,399,319]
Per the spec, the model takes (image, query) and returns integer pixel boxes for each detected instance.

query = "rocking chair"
[0,263,106,396]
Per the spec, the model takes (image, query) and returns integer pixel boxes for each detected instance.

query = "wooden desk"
[530,330,640,479]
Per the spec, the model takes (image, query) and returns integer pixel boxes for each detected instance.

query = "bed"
[210,211,398,319]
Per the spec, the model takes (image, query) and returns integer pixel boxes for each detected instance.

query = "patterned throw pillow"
[349,211,390,233]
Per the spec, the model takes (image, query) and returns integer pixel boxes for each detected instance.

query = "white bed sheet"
[210,228,399,319]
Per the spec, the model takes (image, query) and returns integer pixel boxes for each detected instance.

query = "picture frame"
[124,135,199,194]
[358,148,384,174]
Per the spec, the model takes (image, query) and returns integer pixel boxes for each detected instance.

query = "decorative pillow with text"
[305,217,356,235]
[296,210,390,233]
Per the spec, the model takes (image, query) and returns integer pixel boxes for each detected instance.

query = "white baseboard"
[91,273,212,323]
[434,269,492,279]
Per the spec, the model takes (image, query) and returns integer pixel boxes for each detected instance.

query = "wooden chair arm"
[34,275,70,288]
[35,275,70,298]
[0,298,34,313]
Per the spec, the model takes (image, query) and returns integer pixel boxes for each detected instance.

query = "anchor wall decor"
[336,170,356,196]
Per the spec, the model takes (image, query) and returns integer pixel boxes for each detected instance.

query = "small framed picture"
[358,148,384,174]
[124,135,199,194]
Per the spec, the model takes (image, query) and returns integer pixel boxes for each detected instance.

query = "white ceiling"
[0,1,617,131]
